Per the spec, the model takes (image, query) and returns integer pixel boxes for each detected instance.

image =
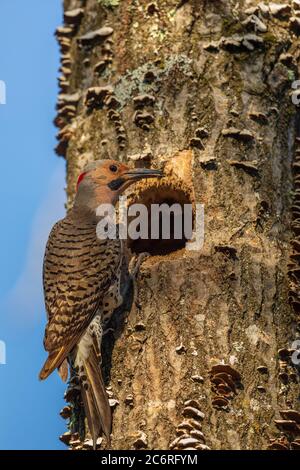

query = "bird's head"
[74,159,162,212]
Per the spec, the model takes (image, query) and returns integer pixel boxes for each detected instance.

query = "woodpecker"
[39,159,162,448]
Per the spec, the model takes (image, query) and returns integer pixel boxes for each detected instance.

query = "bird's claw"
[102,327,115,336]
[129,252,150,279]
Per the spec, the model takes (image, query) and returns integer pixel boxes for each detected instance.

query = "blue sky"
[0,0,68,449]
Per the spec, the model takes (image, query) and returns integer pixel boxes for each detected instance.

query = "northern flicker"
[39,159,162,448]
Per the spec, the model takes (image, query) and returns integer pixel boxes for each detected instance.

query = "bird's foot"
[64,374,81,403]
[102,326,115,337]
[129,252,150,279]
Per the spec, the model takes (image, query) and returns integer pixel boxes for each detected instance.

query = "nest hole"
[128,183,193,257]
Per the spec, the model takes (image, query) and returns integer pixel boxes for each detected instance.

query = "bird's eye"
[109,164,118,173]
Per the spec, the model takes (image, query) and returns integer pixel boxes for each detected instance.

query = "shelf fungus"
[109,398,119,409]
[289,134,300,316]
[64,8,84,26]
[222,127,255,143]
[55,125,74,158]
[274,419,300,434]
[105,95,121,110]
[203,41,220,53]
[171,401,209,450]
[57,92,81,109]
[61,53,72,67]
[59,431,73,446]
[291,440,300,449]
[267,436,290,450]
[195,127,209,139]
[220,34,264,52]
[133,110,154,130]
[108,109,121,122]
[280,410,300,424]
[176,422,195,434]
[290,17,300,35]
[132,432,148,449]
[189,137,204,150]
[58,37,72,54]
[78,27,113,49]
[94,60,110,76]
[133,94,155,109]
[58,77,70,92]
[211,396,229,409]
[60,406,72,420]
[199,157,218,171]
[215,244,238,259]
[209,364,241,410]
[269,3,291,18]
[65,436,103,451]
[82,438,103,450]
[229,160,259,177]
[191,375,204,383]
[242,14,267,33]
[257,365,269,374]
[128,150,153,162]
[85,86,113,110]
[182,406,205,420]
[175,342,186,354]
[55,26,75,39]
[124,394,134,406]
[249,111,268,125]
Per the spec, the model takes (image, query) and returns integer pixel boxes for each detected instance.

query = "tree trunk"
[56,0,300,450]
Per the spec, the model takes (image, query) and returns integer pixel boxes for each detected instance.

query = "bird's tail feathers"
[81,347,111,449]
[39,347,67,380]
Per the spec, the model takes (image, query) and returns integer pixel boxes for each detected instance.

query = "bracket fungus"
[94,60,109,75]
[242,14,267,33]
[64,8,84,26]
[209,364,242,410]
[274,419,300,434]
[222,128,255,143]
[85,86,113,110]
[269,3,291,18]
[190,137,205,150]
[132,432,148,449]
[289,135,300,315]
[229,160,259,177]
[290,17,300,35]
[133,94,156,109]
[55,26,74,39]
[60,406,72,420]
[220,34,264,52]
[133,110,155,129]
[267,436,290,450]
[170,398,209,450]
[249,111,268,125]
[78,27,113,48]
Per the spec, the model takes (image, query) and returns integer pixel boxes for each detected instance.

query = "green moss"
[263,33,277,44]
[287,69,296,82]
[113,54,193,108]
[222,17,244,36]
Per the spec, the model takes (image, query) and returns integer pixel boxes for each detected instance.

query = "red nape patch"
[76,172,88,190]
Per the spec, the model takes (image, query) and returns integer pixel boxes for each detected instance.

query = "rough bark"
[56,0,300,450]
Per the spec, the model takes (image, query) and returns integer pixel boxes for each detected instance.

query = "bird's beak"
[122,167,163,182]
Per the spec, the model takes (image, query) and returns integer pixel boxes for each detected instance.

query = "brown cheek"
[120,163,129,174]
